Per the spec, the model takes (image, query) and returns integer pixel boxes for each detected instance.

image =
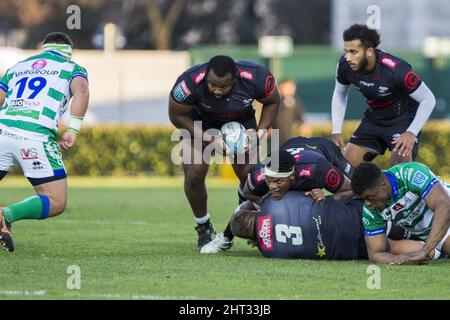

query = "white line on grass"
[0,290,198,300]
[0,290,47,296]
[57,220,148,226]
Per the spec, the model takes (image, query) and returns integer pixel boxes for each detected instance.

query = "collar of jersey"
[385,171,399,201]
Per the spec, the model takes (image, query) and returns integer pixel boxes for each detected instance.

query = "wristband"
[68,116,84,133]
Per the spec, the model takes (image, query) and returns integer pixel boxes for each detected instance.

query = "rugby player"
[244,138,353,204]
[201,143,353,253]
[230,192,434,260]
[331,24,436,167]
[352,162,450,264]
[169,55,280,250]
[0,32,89,252]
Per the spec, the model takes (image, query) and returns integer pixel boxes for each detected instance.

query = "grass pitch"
[0,177,448,300]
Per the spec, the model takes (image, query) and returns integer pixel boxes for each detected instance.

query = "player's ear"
[366,47,374,57]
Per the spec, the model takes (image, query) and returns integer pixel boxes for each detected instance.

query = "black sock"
[223,222,234,240]
[238,187,246,204]
[197,219,211,228]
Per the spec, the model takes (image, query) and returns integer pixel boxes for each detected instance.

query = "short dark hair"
[266,150,296,173]
[43,32,73,47]
[351,162,383,195]
[343,24,380,49]
[230,209,256,241]
[206,55,237,79]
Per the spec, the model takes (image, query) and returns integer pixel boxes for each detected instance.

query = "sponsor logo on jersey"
[194,70,206,84]
[404,71,420,91]
[325,168,341,189]
[173,80,191,102]
[10,99,24,107]
[381,57,397,68]
[412,170,428,189]
[258,215,273,251]
[359,80,374,87]
[304,144,317,150]
[297,167,312,177]
[21,148,38,160]
[32,160,44,170]
[312,216,326,258]
[238,69,254,81]
[380,208,392,221]
[31,59,47,70]
[255,171,266,183]
[0,128,26,140]
[264,75,275,96]
[378,86,391,96]
[242,98,253,106]
[392,203,405,212]
[15,69,59,77]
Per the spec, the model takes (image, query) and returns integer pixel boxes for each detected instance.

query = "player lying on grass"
[201,143,353,253]
[0,32,89,252]
[352,162,450,264]
[229,192,438,260]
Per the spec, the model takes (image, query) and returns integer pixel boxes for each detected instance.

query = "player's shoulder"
[376,49,411,73]
[181,62,208,87]
[236,60,267,82]
[337,54,349,68]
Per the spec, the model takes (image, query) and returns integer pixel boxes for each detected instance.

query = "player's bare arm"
[399,183,450,263]
[365,233,402,264]
[61,76,90,150]
[256,81,281,139]
[0,89,5,106]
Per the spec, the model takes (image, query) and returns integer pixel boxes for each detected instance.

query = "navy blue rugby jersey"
[170,60,275,124]
[337,49,422,125]
[256,192,364,260]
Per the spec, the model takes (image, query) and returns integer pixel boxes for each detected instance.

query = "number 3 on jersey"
[275,224,303,245]
[15,77,47,99]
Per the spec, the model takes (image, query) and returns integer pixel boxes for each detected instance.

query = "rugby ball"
[220,122,248,154]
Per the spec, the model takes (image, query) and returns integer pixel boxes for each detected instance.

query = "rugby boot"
[0,208,14,252]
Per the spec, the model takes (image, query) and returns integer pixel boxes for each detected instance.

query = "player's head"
[343,24,380,72]
[206,55,237,99]
[230,207,257,242]
[43,32,73,47]
[264,150,296,200]
[351,162,390,210]
[42,32,73,60]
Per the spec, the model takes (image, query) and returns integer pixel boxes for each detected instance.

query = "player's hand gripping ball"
[220,121,249,154]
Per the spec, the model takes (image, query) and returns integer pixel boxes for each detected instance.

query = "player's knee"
[184,171,206,190]
[49,196,67,216]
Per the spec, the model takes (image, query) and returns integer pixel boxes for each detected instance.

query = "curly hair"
[230,209,257,241]
[351,162,383,195]
[206,55,237,80]
[343,24,381,48]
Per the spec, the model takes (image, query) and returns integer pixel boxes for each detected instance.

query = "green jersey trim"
[0,119,56,139]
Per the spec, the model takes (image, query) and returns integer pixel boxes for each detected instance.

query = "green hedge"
[8,121,450,176]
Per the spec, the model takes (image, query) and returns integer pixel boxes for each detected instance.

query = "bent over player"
[331,24,436,167]
[169,55,280,249]
[0,32,89,252]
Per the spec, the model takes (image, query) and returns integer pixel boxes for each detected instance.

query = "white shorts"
[0,126,66,185]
